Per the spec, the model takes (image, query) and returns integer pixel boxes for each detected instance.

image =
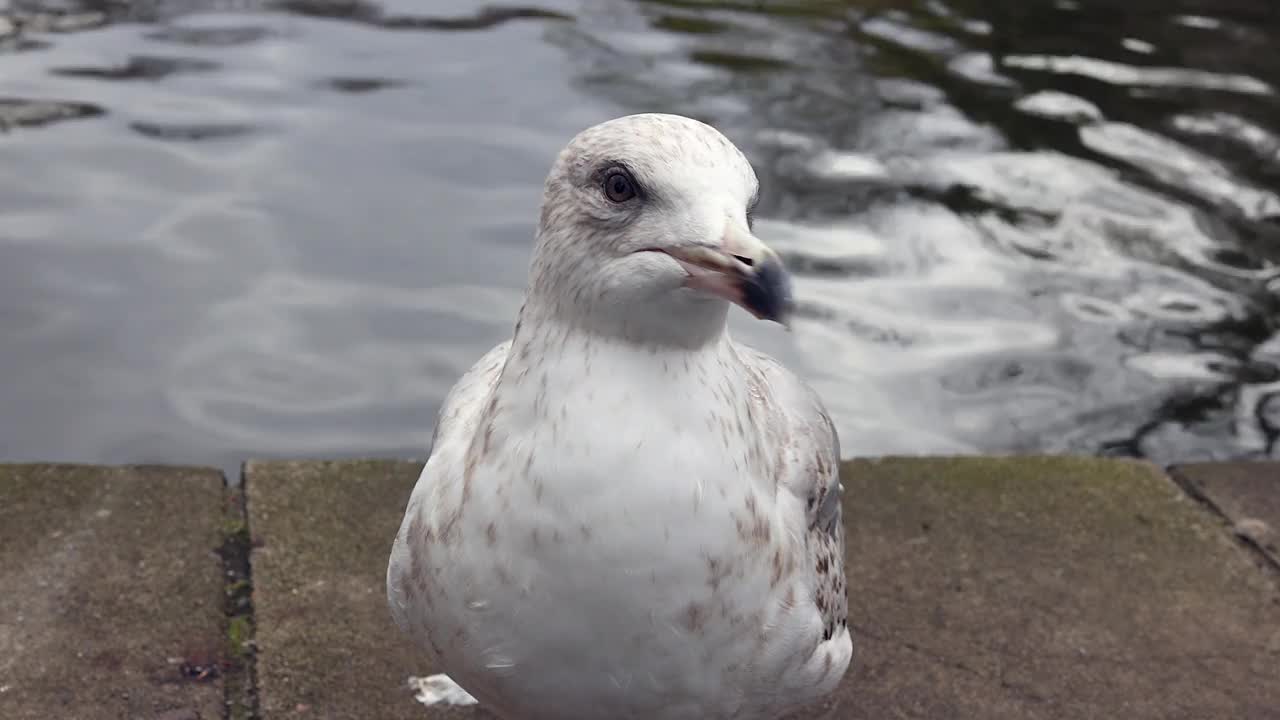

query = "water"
[2,0,1278,478]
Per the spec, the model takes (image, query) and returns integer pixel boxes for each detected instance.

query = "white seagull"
[388,113,850,720]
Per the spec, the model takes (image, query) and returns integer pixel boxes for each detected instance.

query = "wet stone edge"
[219,466,260,720]
[1167,464,1280,578]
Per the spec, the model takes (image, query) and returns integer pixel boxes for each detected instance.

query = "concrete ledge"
[800,456,1280,719]
[5,457,1277,719]
[0,464,228,720]
[243,456,1279,719]
[245,460,439,719]
[1170,461,1280,569]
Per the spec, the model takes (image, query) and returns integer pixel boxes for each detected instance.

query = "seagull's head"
[525,113,792,347]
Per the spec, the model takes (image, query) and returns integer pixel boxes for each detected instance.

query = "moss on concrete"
[222,517,249,541]
[219,479,258,720]
[0,463,227,720]
[227,616,253,657]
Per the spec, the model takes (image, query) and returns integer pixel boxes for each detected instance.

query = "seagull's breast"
[397,333,817,719]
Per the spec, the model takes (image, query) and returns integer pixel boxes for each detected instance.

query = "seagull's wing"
[739,345,849,650]
[425,340,511,459]
[388,340,509,637]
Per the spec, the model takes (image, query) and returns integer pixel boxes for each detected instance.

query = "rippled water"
[2,0,1278,475]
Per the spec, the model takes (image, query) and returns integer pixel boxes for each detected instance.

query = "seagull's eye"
[603,171,637,203]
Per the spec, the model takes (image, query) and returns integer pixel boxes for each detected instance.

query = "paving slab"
[1169,461,1280,568]
[800,456,1280,720]
[245,459,457,720]
[0,464,228,720]
[248,457,1280,720]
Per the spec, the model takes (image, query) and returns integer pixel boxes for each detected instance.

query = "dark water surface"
[2,0,1278,476]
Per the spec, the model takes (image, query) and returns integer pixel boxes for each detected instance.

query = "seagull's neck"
[518,283,733,351]
[495,300,740,410]
[488,313,747,448]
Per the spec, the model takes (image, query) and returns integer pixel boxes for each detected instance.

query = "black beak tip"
[741,257,793,324]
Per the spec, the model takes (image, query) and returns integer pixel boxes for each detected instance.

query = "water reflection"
[319,76,404,93]
[1003,54,1273,95]
[168,273,524,453]
[0,0,1277,473]
[0,96,103,128]
[51,54,220,80]
[129,120,256,140]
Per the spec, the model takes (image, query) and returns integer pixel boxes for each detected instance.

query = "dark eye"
[603,171,637,203]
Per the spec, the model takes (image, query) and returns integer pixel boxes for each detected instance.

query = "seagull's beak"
[667,224,793,326]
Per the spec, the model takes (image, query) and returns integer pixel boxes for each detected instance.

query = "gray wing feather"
[738,346,847,642]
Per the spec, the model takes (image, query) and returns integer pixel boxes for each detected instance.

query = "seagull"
[387,113,850,720]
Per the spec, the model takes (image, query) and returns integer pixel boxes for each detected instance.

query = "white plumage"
[387,113,850,720]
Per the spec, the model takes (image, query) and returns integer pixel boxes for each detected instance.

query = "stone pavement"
[0,464,230,720]
[1171,461,1280,569]
[3,457,1278,719]
[245,460,432,720]
[802,457,1279,720]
